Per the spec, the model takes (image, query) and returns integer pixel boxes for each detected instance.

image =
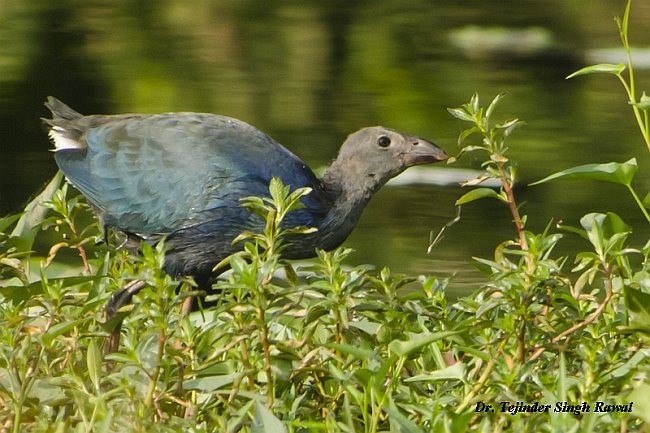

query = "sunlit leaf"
[620,0,632,37]
[630,92,650,110]
[530,158,637,187]
[485,93,506,120]
[580,212,631,240]
[490,153,508,163]
[457,126,481,145]
[0,213,22,233]
[11,171,64,251]
[388,331,457,357]
[455,188,506,205]
[605,349,650,379]
[566,63,625,79]
[455,345,490,361]
[460,174,491,187]
[0,275,98,303]
[184,374,238,392]
[252,400,287,433]
[447,107,474,122]
[325,343,374,360]
[404,362,465,382]
[630,383,650,424]
[41,319,84,346]
[87,339,102,393]
[624,286,650,333]
[469,93,480,114]
[387,397,425,433]
[557,352,567,402]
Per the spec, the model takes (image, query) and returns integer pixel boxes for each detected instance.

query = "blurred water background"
[1,0,649,293]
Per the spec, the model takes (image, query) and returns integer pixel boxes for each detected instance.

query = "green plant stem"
[626,184,650,223]
[517,315,526,363]
[145,329,166,408]
[67,219,91,274]
[257,303,274,407]
[456,338,508,413]
[615,3,650,150]
[616,74,650,151]
[11,345,43,433]
[232,315,256,394]
[497,163,528,252]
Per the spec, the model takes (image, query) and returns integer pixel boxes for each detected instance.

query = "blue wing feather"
[53,112,330,235]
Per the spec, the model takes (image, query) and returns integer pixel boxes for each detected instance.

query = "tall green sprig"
[218,177,315,408]
[537,0,649,224]
[448,93,528,252]
[567,0,650,150]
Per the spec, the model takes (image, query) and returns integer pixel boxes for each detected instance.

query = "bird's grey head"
[332,126,447,192]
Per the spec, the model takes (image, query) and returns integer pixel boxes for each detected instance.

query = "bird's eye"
[377,135,391,147]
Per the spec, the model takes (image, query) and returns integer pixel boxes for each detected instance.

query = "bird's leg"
[180,274,212,315]
[103,275,213,355]
[103,279,147,355]
[181,296,194,316]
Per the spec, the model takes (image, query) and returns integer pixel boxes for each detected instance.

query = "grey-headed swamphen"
[43,96,447,346]
[44,96,447,278]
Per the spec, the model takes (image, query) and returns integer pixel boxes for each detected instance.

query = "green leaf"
[580,212,631,241]
[447,107,474,122]
[631,92,650,110]
[325,343,374,360]
[0,213,22,233]
[0,275,99,303]
[485,93,506,120]
[455,345,491,361]
[630,383,650,424]
[184,374,238,392]
[530,158,638,187]
[457,127,481,145]
[386,397,425,433]
[41,319,85,346]
[557,352,567,406]
[87,339,102,393]
[469,93,480,114]
[620,0,632,37]
[11,171,64,250]
[404,362,465,382]
[624,286,650,333]
[566,63,626,79]
[388,331,457,357]
[455,188,505,205]
[605,349,650,379]
[643,191,650,209]
[252,400,287,433]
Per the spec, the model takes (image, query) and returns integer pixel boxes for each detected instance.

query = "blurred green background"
[1,0,649,291]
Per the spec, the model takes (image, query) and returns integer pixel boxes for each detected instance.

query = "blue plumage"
[43,97,447,279]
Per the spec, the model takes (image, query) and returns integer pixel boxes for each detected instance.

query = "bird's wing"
[49,110,328,235]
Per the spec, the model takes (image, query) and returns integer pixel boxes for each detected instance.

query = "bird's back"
[44,97,329,238]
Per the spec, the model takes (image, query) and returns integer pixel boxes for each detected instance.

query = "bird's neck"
[314,162,380,249]
[322,159,382,200]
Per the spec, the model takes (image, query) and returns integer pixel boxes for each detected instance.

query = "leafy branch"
[448,93,530,254]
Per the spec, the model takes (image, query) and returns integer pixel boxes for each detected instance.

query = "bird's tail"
[42,97,85,151]
[44,96,82,121]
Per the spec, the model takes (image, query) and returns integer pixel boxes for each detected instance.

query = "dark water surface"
[1,1,649,292]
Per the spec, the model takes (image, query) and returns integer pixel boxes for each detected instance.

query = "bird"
[43,96,447,283]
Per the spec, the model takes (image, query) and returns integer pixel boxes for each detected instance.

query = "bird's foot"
[103,279,147,355]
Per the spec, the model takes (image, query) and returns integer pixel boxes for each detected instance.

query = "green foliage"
[1,170,648,432]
